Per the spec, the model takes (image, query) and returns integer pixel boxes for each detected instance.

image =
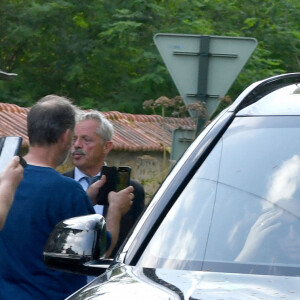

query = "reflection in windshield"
[235,208,300,265]
[142,179,216,268]
[138,117,300,276]
[234,155,300,265]
[265,155,300,217]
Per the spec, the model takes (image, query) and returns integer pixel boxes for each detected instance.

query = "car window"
[138,116,300,276]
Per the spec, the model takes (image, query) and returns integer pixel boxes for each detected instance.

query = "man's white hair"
[77,110,114,143]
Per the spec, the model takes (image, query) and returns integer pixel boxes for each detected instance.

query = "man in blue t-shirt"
[0,95,133,300]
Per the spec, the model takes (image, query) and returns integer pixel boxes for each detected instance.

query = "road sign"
[170,128,195,162]
[154,33,257,162]
[154,33,257,118]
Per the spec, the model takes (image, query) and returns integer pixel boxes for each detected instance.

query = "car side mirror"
[44,214,111,276]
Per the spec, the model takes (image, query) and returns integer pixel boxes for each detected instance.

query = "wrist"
[0,179,19,190]
[106,205,123,220]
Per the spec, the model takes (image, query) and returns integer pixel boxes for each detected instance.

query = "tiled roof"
[0,103,195,152]
[0,103,29,148]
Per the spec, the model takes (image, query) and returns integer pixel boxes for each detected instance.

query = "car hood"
[67,265,300,299]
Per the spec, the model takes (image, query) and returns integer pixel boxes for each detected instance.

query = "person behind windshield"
[236,208,300,265]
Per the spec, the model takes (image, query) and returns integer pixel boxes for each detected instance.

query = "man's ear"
[104,141,113,154]
[59,129,72,147]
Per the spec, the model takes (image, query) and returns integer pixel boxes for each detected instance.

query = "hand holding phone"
[96,166,117,205]
[0,137,26,174]
[96,166,131,205]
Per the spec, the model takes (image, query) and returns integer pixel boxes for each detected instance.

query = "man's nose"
[73,138,82,148]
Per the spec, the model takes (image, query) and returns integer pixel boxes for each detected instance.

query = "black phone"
[116,166,131,192]
[0,136,26,174]
[96,166,131,205]
[96,166,118,205]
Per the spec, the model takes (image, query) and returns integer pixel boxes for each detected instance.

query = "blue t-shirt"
[0,165,95,300]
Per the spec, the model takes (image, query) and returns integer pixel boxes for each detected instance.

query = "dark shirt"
[0,165,95,300]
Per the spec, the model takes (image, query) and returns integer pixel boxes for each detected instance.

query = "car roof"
[228,73,300,115]
[237,83,300,116]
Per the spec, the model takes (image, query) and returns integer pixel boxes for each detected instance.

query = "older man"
[0,96,133,299]
[64,110,145,257]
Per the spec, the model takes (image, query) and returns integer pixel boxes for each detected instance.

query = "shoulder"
[20,166,94,223]
[58,173,85,194]
[55,173,95,215]
[28,167,85,198]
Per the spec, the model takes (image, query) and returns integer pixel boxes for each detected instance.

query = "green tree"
[0,0,299,112]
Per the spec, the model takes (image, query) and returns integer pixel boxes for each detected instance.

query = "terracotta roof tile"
[0,103,195,151]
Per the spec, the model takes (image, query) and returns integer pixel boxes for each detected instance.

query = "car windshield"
[138,116,300,276]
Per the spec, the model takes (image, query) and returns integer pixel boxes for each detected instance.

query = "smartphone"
[116,166,131,191]
[0,136,23,174]
[96,166,131,205]
[96,166,118,205]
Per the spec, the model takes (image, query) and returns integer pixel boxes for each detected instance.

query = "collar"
[74,165,105,181]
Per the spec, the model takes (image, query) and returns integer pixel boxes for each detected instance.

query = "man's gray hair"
[28,95,78,146]
[77,110,114,143]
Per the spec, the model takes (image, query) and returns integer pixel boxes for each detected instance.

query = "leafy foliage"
[0,0,299,113]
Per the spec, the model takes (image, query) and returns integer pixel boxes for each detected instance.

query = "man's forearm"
[105,208,122,257]
[0,184,15,230]
[105,187,134,257]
